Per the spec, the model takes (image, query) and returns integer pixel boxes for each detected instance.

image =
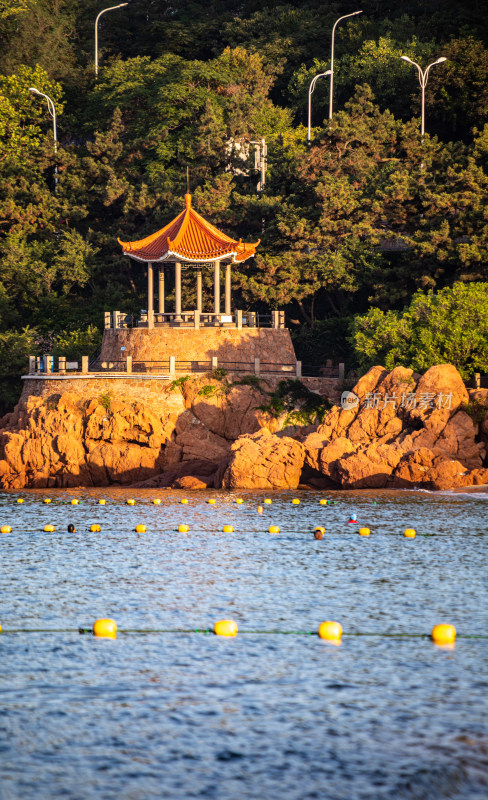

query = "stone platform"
[98,327,297,367]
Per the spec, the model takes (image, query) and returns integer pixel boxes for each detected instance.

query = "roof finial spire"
[185,167,192,208]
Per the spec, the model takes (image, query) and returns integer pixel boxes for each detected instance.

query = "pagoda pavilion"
[117,194,260,328]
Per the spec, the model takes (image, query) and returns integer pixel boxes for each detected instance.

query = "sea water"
[0,488,487,800]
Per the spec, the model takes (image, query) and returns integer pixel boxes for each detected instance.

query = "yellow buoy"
[359,527,371,536]
[16,498,24,504]
[319,499,328,505]
[222,525,234,533]
[404,528,416,538]
[178,524,189,533]
[93,618,117,639]
[318,621,343,642]
[180,498,188,505]
[98,499,106,505]
[135,524,147,533]
[90,524,101,532]
[214,619,238,637]
[208,499,216,505]
[1,525,12,534]
[236,498,243,504]
[268,525,280,534]
[43,498,51,504]
[292,498,300,505]
[264,499,272,504]
[153,498,161,505]
[71,499,79,505]
[126,499,135,506]
[257,506,264,514]
[43,524,55,532]
[314,526,326,534]
[431,623,456,645]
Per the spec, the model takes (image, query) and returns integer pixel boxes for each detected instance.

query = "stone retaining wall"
[99,327,297,365]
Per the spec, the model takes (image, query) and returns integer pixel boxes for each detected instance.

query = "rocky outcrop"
[1,364,487,491]
[0,377,271,489]
[298,364,488,490]
[221,429,306,490]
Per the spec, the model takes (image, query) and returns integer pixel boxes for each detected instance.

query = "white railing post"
[58,356,66,375]
[169,356,176,376]
[295,361,302,378]
[29,356,36,374]
[211,356,218,371]
[194,311,200,330]
[254,357,260,376]
[104,311,111,329]
[113,310,119,330]
[272,310,278,328]
[126,356,132,374]
[82,356,89,374]
[236,309,242,330]
[44,354,51,374]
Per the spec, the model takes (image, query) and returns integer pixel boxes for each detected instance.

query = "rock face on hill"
[0,364,487,491]
[223,364,488,491]
[0,377,271,489]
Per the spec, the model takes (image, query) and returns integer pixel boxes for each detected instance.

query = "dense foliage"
[0,0,487,410]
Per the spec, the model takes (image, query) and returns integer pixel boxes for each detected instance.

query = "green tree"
[351,281,488,378]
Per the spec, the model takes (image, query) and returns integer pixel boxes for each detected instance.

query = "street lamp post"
[308,70,331,144]
[29,87,58,192]
[329,10,363,119]
[95,3,128,78]
[400,55,447,137]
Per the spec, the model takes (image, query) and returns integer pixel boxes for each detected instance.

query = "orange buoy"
[214,619,238,637]
[431,624,456,645]
[318,621,342,642]
[93,618,117,639]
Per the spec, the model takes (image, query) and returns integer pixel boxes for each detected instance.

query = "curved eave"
[121,249,257,264]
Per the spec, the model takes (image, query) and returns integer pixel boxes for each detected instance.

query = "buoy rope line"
[0,628,486,639]
[0,526,467,536]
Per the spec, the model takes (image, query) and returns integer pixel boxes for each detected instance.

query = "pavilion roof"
[118,194,260,264]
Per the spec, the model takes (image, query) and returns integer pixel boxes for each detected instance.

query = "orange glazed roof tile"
[118,194,260,264]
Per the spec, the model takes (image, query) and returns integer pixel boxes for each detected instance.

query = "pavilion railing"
[104,310,285,330]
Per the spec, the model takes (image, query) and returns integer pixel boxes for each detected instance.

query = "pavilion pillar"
[196,267,203,313]
[147,261,154,329]
[214,259,220,316]
[158,266,165,314]
[175,261,182,321]
[225,262,231,315]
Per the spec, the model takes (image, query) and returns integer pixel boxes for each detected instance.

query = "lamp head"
[400,56,413,64]
[29,87,42,95]
[436,57,447,64]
